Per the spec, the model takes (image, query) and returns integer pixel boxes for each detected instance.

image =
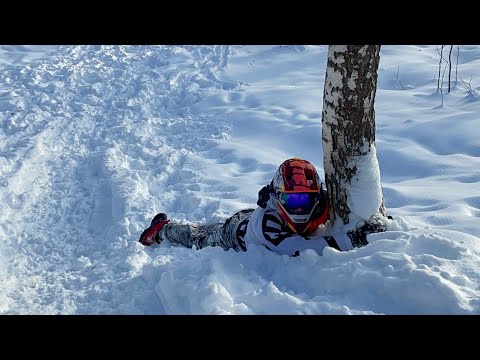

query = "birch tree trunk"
[322,45,387,234]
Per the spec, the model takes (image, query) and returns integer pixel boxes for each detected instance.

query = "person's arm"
[261,233,330,256]
[259,209,329,256]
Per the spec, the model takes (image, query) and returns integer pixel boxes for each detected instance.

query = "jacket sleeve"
[259,209,329,256]
[261,234,330,256]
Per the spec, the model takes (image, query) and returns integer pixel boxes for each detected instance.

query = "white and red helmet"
[270,158,329,234]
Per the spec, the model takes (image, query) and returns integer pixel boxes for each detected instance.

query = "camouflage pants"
[159,209,254,252]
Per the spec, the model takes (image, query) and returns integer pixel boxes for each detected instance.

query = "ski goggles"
[279,192,320,215]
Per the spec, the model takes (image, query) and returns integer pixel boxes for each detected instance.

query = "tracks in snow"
[0,45,234,313]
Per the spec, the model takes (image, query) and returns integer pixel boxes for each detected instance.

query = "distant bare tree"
[394,67,406,90]
[437,45,445,93]
[460,75,477,97]
[439,51,451,106]
[456,45,461,86]
[448,45,453,93]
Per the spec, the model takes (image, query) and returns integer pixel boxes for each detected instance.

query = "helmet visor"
[280,192,319,215]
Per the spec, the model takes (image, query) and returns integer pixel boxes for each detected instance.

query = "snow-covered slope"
[1,45,479,314]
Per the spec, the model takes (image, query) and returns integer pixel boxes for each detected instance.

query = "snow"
[0,44,479,314]
[346,144,384,227]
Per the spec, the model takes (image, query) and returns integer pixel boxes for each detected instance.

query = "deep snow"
[0,45,479,314]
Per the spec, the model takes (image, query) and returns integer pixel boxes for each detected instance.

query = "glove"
[347,220,386,248]
[139,219,170,246]
[257,183,272,208]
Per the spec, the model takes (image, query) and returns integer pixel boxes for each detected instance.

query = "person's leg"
[139,213,170,246]
[159,208,254,252]
[159,222,224,249]
[191,222,226,249]
[219,208,255,251]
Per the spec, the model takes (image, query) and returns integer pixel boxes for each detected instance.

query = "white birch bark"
[322,45,386,230]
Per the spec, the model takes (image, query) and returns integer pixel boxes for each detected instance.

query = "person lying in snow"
[139,158,386,256]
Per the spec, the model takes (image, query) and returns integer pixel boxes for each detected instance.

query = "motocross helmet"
[270,158,329,234]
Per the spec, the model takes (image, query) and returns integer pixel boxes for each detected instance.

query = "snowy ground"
[0,45,479,314]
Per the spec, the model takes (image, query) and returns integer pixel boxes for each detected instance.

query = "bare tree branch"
[448,45,453,93]
[456,45,461,86]
[440,51,450,106]
[460,75,477,97]
[436,45,445,93]
[394,67,406,89]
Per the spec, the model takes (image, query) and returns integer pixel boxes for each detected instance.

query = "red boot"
[139,213,170,246]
